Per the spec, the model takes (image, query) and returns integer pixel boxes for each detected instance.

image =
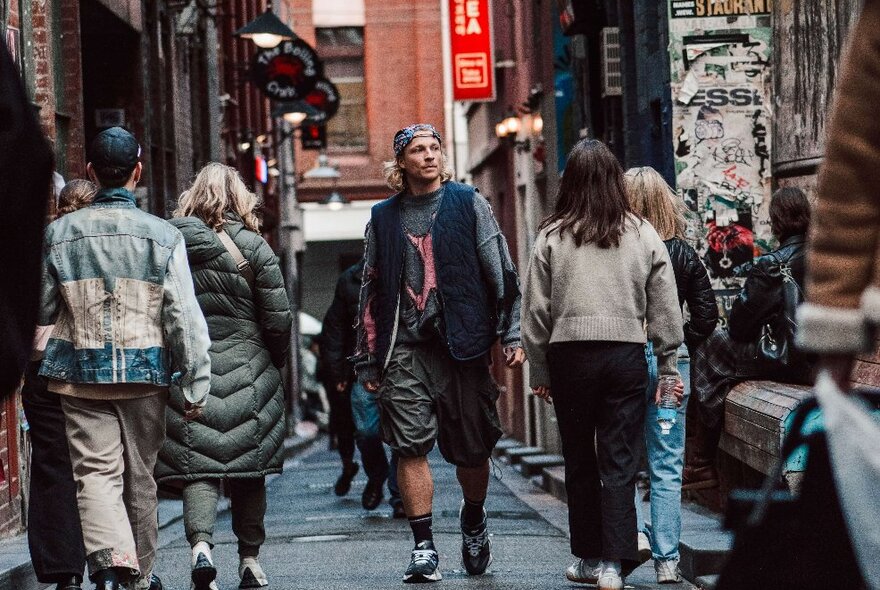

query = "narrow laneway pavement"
[153,441,696,590]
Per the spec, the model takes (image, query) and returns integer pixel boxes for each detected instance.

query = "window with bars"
[316,27,367,150]
[601,27,622,97]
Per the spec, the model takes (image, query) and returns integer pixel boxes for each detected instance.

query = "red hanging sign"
[448,0,495,102]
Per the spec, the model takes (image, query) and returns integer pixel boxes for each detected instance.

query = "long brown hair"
[541,139,630,248]
[624,166,687,241]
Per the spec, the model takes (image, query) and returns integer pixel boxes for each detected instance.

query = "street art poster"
[668,9,772,289]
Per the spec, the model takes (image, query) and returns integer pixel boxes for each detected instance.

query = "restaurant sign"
[448,0,495,102]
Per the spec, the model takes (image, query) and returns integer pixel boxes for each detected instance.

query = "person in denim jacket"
[38,127,211,590]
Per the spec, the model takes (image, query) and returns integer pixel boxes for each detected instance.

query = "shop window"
[316,27,367,150]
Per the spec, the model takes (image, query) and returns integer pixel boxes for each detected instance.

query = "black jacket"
[321,260,363,384]
[0,42,53,393]
[729,235,806,342]
[664,238,719,348]
[728,235,812,382]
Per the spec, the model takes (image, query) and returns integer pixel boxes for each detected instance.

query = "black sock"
[462,497,486,531]
[408,513,433,545]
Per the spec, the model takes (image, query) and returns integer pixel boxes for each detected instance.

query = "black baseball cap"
[88,127,141,186]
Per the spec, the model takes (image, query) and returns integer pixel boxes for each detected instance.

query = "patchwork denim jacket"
[38,187,211,406]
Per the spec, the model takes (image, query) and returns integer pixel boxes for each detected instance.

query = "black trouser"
[21,361,86,583]
[327,387,356,463]
[549,342,647,566]
[327,385,388,482]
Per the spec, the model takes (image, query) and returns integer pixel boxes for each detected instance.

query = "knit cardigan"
[797,0,880,355]
[522,213,683,387]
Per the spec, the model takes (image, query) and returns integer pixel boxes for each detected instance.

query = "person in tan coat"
[796,1,880,381]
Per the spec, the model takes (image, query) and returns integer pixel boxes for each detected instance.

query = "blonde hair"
[624,166,687,240]
[174,162,261,233]
[382,151,455,192]
[57,179,97,216]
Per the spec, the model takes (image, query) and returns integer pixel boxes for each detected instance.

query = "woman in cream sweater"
[522,139,683,590]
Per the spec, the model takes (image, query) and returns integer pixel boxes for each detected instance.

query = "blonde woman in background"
[624,166,718,584]
[155,163,292,590]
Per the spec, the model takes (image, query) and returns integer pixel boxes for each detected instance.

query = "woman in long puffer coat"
[155,163,292,590]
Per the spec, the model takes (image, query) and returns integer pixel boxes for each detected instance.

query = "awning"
[301,200,380,242]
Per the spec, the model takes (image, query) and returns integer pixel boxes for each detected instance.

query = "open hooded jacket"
[155,213,292,483]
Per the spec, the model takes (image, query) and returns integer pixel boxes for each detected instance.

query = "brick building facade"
[290,0,446,205]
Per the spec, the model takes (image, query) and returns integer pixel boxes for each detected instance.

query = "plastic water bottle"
[657,376,679,435]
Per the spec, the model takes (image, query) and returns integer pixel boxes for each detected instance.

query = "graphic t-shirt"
[397,186,444,344]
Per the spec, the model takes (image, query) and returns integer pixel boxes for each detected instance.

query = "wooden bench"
[720,352,880,479]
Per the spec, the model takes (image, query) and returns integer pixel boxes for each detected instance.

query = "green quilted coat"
[155,214,292,483]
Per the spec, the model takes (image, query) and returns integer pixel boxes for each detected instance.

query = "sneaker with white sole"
[565,558,602,584]
[655,558,682,584]
[191,542,217,590]
[459,501,492,575]
[638,531,652,564]
[403,540,442,583]
[239,557,269,588]
[597,566,624,590]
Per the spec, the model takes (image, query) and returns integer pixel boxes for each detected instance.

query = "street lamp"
[233,7,297,49]
[321,190,349,211]
[272,101,320,128]
[303,152,340,180]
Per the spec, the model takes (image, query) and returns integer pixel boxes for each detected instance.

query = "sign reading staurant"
[448,0,495,102]
[671,0,771,19]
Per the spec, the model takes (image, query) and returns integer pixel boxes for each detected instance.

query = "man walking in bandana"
[354,124,524,583]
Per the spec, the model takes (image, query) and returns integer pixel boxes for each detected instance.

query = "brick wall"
[0,0,87,540]
[292,0,446,203]
[0,394,25,538]
[58,0,87,178]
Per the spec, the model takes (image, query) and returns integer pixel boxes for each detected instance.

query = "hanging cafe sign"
[302,78,340,124]
[251,39,322,101]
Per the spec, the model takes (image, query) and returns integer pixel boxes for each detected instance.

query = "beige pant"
[62,393,168,585]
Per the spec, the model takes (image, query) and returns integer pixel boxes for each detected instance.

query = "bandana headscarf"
[393,124,442,157]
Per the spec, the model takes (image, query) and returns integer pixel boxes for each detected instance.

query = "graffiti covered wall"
[668,3,772,288]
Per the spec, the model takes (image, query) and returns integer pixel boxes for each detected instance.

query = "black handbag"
[739,255,813,380]
[717,390,879,590]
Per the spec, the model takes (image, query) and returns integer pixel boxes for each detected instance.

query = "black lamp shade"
[234,10,296,40]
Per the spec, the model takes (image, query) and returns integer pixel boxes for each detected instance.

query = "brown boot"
[683,417,721,490]
[682,463,719,490]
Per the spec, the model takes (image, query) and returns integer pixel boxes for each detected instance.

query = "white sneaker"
[239,556,269,588]
[638,531,652,563]
[565,558,601,583]
[655,558,683,584]
[597,564,624,590]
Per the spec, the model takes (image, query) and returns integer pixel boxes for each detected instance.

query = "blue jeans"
[351,382,401,507]
[636,342,688,562]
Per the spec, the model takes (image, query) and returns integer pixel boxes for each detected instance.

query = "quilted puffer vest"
[371,181,496,365]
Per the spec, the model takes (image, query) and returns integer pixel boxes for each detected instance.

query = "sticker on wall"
[668,9,772,288]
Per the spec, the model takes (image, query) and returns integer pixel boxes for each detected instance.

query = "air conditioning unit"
[601,27,622,97]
